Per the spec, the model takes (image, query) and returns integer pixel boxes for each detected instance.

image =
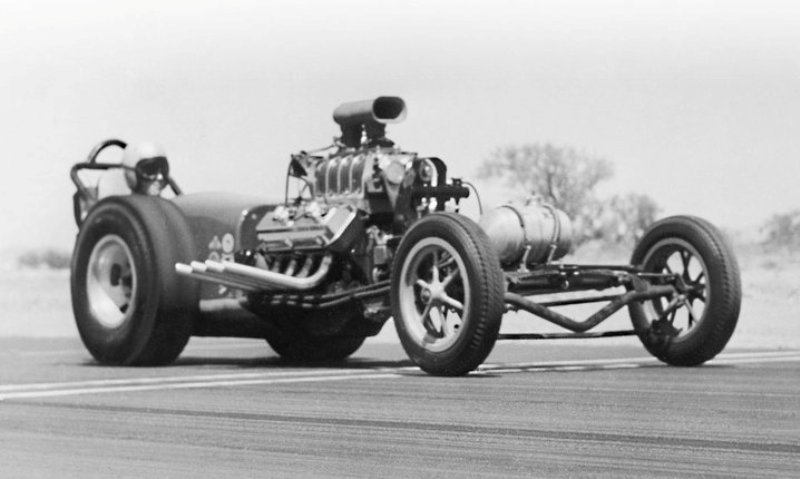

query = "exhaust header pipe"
[176,262,262,292]
[175,254,333,293]
[333,96,406,148]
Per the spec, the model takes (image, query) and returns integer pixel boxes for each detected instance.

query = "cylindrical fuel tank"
[479,199,573,267]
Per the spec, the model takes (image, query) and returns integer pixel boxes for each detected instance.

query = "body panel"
[171,192,277,300]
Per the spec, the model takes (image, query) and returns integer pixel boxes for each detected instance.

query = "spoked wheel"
[398,237,469,352]
[640,238,709,337]
[391,213,504,376]
[629,216,741,366]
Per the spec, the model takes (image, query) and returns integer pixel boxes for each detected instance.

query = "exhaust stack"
[175,254,333,292]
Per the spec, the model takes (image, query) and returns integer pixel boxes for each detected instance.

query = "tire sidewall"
[629,216,740,362]
[391,214,503,373]
[71,199,160,363]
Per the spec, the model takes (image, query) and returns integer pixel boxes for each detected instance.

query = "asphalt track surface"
[1,337,798,478]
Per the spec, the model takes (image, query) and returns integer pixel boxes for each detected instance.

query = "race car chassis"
[500,263,679,340]
[252,262,679,340]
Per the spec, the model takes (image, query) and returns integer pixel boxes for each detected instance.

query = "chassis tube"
[504,285,675,333]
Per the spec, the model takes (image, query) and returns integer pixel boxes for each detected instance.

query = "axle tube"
[504,285,675,333]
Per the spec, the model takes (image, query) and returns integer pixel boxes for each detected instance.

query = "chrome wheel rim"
[86,235,137,329]
[642,238,709,340]
[398,237,470,352]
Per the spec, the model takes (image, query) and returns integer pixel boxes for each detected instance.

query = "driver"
[121,141,170,196]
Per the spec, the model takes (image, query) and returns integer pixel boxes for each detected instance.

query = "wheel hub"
[423,282,447,304]
[86,235,137,329]
[420,288,432,303]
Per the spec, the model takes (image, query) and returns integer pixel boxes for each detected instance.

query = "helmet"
[121,142,170,195]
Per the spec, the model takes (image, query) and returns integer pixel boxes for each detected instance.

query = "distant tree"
[17,251,41,269]
[479,143,613,219]
[17,249,71,269]
[479,143,659,245]
[761,210,800,249]
[40,249,72,269]
[605,193,660,242]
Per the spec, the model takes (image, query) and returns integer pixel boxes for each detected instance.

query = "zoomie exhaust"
[175,254,333,292]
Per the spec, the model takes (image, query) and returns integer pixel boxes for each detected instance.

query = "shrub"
[762,210,800,250]
[17,249,72,270]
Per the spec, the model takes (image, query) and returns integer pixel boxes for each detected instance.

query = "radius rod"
[504,285,675,333]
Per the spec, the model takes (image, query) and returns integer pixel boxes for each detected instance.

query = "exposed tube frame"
[504,285,676,333]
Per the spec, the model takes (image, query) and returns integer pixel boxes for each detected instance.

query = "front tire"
[71,196,198,365]
[628,215,741,366]
[391,213,504,376]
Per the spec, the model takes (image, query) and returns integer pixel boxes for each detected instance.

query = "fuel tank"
[479,198,573,267]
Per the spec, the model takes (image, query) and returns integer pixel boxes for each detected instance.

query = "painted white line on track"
[479,355,657,371]
[708,355,800,365]
[0,339,276,357]
[0,373,400,401]
[484,368,524,374]
[2,350,798,401]
[0,368,392,393]
[709,350,800,359]
[479,350,800,372]
[1,349,85,357]
[600,363,639,370]
[2,341,272,357]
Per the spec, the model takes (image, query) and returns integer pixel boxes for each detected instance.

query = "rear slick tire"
[391,213,504,376]
[71,195,198,365]
[628,215,741,366]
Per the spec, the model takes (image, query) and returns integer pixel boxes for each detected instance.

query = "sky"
[1,0,799,253]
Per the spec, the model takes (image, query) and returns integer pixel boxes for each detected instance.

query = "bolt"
[420,288,432,303]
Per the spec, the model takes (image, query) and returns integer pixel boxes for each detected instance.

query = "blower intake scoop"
[333,96,407,147]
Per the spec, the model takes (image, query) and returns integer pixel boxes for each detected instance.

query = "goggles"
[126,156,169,180]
